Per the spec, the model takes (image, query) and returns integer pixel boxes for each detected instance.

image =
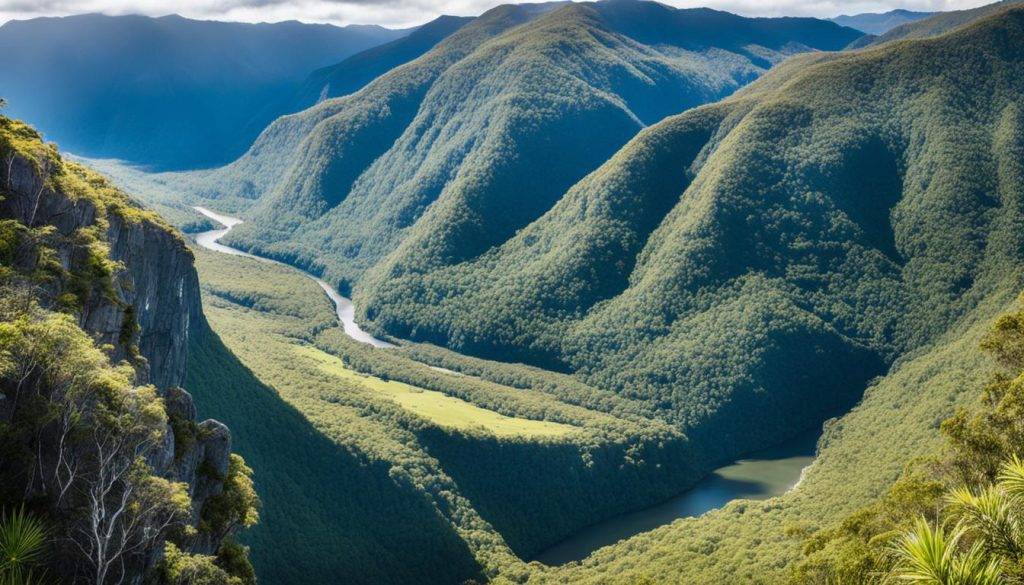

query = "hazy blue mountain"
[850,0,1022,47]
[830,9,932,35]
[290,15,474,112]
[0,14,406,169]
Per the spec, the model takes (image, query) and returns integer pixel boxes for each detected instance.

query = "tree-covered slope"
[176,0,859,292]
[290,15,474,112]
[0,14,406,169]
[358,4,1024,466]
[186,242,704,583]
[184,320,485,585]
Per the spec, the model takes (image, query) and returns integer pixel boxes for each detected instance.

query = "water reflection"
[532,431,818,566]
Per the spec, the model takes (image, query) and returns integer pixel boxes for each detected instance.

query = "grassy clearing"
[294,344,577,438]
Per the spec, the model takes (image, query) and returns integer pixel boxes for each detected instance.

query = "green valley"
[185,239,705,582]
[6,0,1024,583]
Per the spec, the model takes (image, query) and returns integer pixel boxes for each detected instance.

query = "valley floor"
[184,212,1022,583]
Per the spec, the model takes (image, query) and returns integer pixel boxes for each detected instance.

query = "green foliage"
[168,411,200,464]
[184,317,486,585]
[890,518,1003,585]
[187,245,705,581]
[788,295,1024,584]
[0,114,256,584]
[357,2,1024,467]
[214,539,256,585]
[200,454,260,541]
[99,4,1024,585]
[0,507,47,585]
[109,2,857,292]
[160,543,239,585]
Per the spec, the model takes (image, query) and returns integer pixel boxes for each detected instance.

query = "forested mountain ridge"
[0,14,406,169]
[63,2,1024,584]
[0,114,258,583]
[356,3,1024,465]
[163,0,861,295]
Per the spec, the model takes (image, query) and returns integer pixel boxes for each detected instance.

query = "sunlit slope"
[188,243,706,570]
[185,323,484,585]
[360,5,1024,465]
[165,3,557,221]
[169,0,858,289]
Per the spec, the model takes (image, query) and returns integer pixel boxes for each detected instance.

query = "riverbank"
[193,206,394,348]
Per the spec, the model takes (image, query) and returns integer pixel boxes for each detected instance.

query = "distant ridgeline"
[829,9,933,35]
[354,1,1024,462]
[0,14,407,169]
[0,114,258,584]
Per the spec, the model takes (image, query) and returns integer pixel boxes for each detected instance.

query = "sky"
[0,0,998,29]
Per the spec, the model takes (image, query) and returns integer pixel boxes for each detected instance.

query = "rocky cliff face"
[3,151,201,389]
[0,118,246,584]
[103,208,201,389]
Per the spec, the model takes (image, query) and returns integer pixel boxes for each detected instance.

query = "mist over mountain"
[290,15,474,112]
[830,8,933,34]
[0,14,406,169]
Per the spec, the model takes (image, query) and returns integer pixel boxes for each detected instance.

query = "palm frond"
[997,456,1024,503]
[947,486,1023,560]
[950,541,1004,585]
[0,507,47,583]
[890,517,962,583]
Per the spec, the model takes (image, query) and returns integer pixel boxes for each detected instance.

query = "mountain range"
[187,1,861,298]
[6,1,1024,584]
[830,8,932,34]
[0,14,407,169]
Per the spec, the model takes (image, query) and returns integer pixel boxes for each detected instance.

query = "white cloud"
[0,0,1001,29]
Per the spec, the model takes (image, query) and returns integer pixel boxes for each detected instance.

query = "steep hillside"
[161,0,859,292]
[184,240,704,583]
[184,318,485,585]
[358,3,1024,468]
[290,15,473,112]
[830,9,932,35]
[0,14,405,169]
[0,114,258,583]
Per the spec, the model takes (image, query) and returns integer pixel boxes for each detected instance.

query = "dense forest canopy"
[355,3,1024,465]
[8,0,1024,584]
[124,0,860,285]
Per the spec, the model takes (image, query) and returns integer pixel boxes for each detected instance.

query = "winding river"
[191,206,817,566]
[193,207,395,348]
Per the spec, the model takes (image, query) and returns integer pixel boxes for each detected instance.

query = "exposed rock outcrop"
[0,117,247,584]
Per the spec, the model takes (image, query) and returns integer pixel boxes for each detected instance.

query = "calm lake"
[532,430,819,566]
